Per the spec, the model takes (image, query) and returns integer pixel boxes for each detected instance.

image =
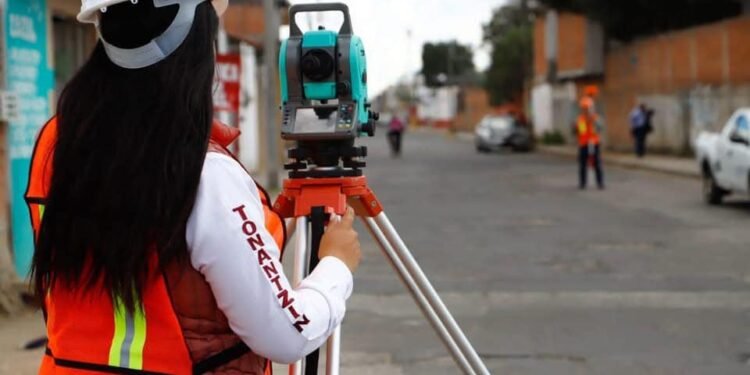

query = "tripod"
[273,144,490,375]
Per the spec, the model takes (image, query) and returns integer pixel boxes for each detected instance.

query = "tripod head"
[278,2,379,179]
[284,140,368,178]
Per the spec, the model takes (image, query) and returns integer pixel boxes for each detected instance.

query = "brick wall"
[728,17,750,82]
[455,87,491,132]
[533,11,602,81]
[556,13,587,75]
[602,15,750,154]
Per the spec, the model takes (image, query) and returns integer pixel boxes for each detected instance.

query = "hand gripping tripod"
[273,143,490,375]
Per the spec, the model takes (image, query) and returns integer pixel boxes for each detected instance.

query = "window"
[732,114,749,142]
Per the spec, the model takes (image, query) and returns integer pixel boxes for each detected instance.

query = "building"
[376,74,499,133]
[531,10,604,144]
[602,15,750,154]
[2,0,68,282]
[531,4,750,154]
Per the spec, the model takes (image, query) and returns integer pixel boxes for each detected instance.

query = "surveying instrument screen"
[293,107,339,134]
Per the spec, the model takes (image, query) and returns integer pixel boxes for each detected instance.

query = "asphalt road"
[333,130,750,374]
[3,130,750,374]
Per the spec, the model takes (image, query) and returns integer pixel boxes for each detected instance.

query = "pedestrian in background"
[387,113,406,157]
[574,97,605,189]
[629,102,652,157]
[644,104,655,143]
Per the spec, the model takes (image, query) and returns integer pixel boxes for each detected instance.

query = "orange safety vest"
[26,117,286,375]
[575,113,600,147]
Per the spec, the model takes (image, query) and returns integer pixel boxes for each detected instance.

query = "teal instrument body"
[279,2,376,140]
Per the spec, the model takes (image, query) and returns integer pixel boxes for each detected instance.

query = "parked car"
[695,108,750,204]
[474,115,533,153]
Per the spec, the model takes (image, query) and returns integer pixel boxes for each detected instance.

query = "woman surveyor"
[26,0,361,373]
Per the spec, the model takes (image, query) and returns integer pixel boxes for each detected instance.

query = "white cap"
[77,0,228,69]
[78,0,228,23]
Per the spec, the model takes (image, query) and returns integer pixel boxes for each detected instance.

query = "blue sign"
[4,0,54,277]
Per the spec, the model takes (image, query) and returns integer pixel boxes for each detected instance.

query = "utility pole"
[263,0,281,190]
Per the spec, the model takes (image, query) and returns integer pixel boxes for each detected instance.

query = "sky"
[285,0,508,95]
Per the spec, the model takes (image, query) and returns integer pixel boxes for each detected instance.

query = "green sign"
[4,0,54,277]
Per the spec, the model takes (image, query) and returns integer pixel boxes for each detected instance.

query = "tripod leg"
[324,326,341,375]
[305,207,327,375]
[361,217,474,375]
[372,213,490,375]
[286,218,297,239]
[289,217,308,375]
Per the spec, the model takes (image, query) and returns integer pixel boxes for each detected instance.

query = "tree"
[538,0,743,41]
[483,0,533,105]
[420,41,475,87]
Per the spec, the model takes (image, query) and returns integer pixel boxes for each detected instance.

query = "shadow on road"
[720,200,750,213]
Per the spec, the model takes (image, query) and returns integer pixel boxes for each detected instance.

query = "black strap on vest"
[45,348,169,375]
[192,342,252,375]
[46,344,251,375]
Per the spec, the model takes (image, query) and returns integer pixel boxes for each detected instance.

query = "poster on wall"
[4,0,54,277]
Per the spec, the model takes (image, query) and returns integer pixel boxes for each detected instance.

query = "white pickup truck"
[695,109,750,204]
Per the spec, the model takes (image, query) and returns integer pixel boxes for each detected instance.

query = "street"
[342,131,750,374]
[2,131,750,374]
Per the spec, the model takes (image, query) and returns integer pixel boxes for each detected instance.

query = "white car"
[695,109,750,204]
[474,115,533,153]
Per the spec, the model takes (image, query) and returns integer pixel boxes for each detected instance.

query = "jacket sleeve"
[186,153,353,364]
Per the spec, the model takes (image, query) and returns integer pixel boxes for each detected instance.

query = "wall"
[0,118,14,292]
[533,11,604,82]
[533,15,546,80]
[1,0,98,280]
[531,81,577,140]
[455,87,491,132]
[48,0,79,18]
[416,86,459,129]
[531,10,604,142]
[3,0,55,277]
[602,15,750,154]
[556,12,587,76]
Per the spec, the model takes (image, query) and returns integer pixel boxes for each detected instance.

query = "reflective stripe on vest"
[109,298,148,370]
[26,117,285,374]
[576,115,599,146]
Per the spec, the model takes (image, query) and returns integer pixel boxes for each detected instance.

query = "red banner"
[214,54,242,115]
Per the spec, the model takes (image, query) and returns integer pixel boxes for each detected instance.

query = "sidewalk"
[0,311,45,375]
[410,126,699,179]
[539,145,699,178]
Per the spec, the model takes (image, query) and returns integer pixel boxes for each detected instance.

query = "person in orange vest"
[25,1,361,374]
[574,97,605,189]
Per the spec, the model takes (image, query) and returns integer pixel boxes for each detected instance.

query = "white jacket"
[186,152,353,364]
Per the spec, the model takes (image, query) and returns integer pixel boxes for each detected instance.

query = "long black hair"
[32,0,219,310]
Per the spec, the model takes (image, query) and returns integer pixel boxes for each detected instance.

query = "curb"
[409,126,474,142]
[538,146,700,179]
